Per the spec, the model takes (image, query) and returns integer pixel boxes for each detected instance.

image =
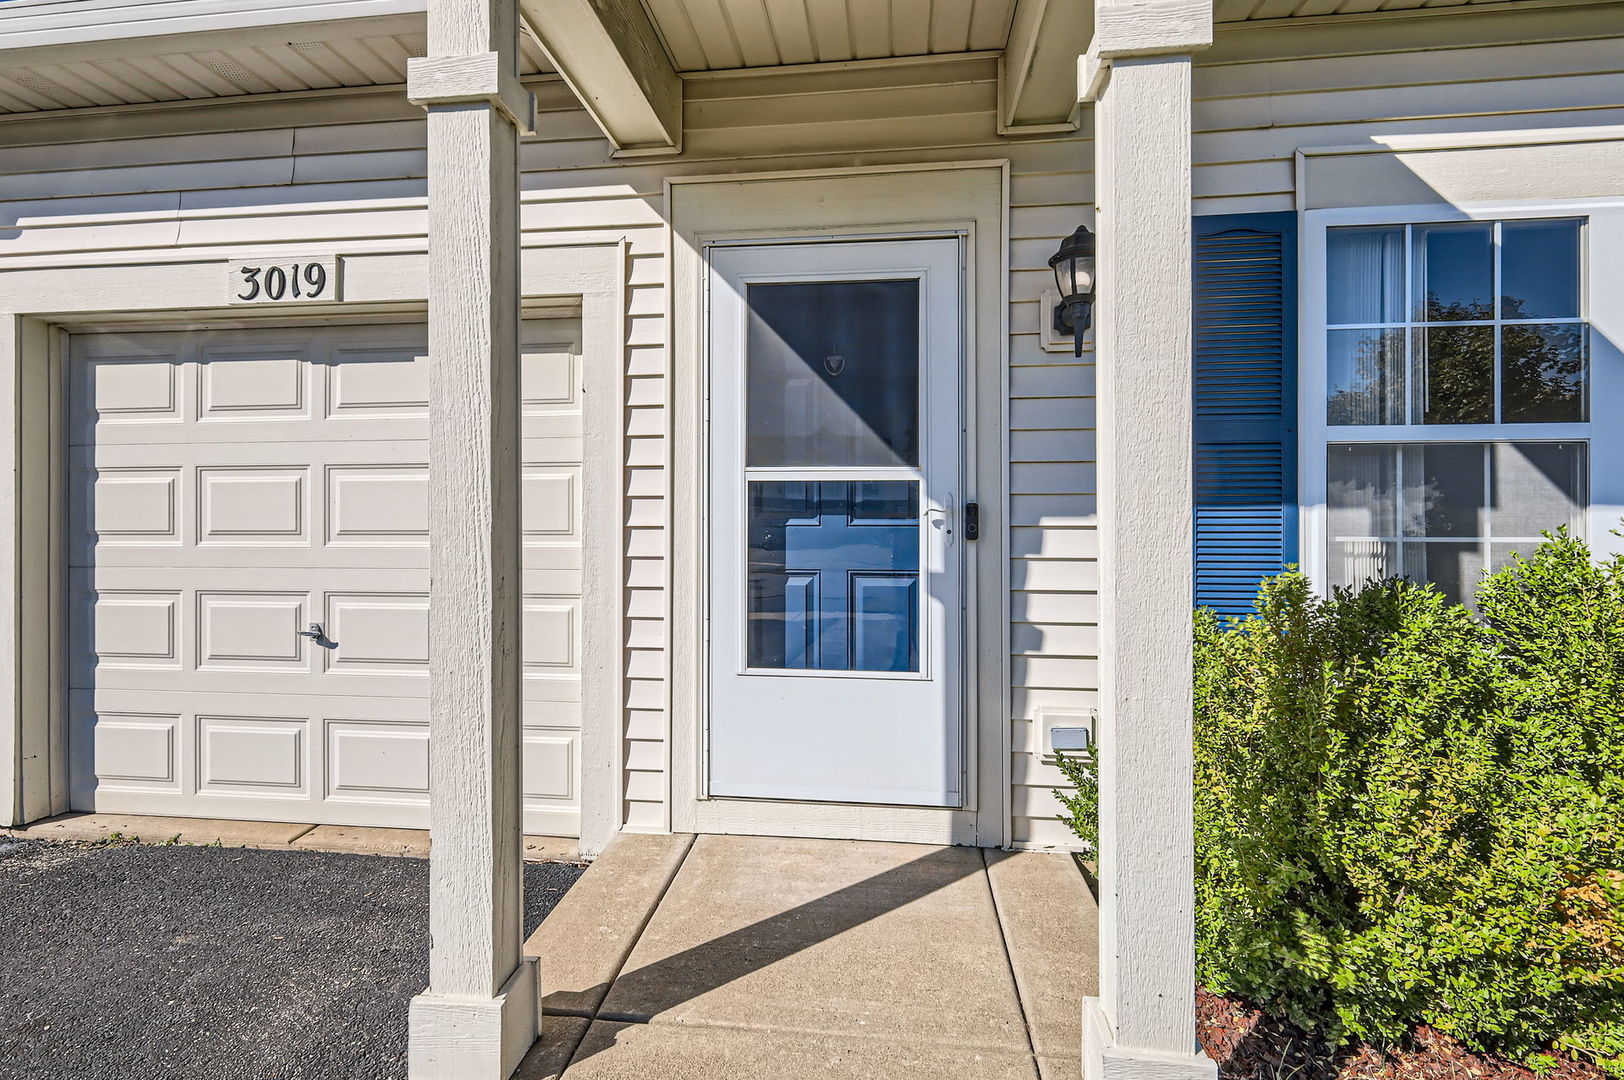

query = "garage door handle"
[298,623,325,641]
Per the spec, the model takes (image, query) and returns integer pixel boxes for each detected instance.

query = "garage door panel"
[198,343,315,421]
[326,463,430,550]
[69,320,584,832]
[73,350,186,432]
[326,343,430,419]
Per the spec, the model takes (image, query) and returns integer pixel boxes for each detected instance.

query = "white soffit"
[640,0,1019,71]
[0,0,552,114]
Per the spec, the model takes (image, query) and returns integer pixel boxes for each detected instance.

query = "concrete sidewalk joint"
[5,813,582,863]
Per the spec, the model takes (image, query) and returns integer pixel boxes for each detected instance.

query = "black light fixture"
[1048,225,1096,358]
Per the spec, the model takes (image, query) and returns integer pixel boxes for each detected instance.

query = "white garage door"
[67,320,585,835]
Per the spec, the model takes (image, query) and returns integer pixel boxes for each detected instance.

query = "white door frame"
[0,242,628,857]
[668,162,1011,847]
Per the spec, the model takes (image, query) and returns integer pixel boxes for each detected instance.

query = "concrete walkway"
[4,812,580,863]
[516,834,1099,1080]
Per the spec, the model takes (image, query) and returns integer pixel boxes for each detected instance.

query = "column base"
[409,955,539,1079]
[1082,997,1217,1080]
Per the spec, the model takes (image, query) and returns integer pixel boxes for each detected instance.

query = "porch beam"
[405,0,536,1076]
[1081,3,1218,1080]
[517,0,680,155]
[998,0,1093,135]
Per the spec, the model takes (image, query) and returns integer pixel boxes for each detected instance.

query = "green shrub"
[1055,531,1624,1067]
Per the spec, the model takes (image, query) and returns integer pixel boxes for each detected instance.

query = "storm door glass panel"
[747,481,920,672]
[746,280,920,467]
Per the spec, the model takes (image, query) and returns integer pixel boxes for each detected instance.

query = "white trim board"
[0,241,627,855]
[666,160,1012,847]
[1295,126,1624,211]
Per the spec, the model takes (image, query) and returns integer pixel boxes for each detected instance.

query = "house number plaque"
[228,255,340,304]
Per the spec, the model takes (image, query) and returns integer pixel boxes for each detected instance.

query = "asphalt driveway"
[0,838,583,1080]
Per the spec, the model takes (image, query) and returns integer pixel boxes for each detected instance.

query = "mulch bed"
[1197,988,1608,1080]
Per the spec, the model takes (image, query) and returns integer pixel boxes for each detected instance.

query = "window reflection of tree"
[1327,294,1585,426]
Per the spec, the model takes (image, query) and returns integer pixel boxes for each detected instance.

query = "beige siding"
[1193,8,1624,214]
[0,54,1095,846]
[8,1,1614,846]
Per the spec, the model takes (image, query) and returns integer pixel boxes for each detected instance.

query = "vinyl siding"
[4,0,1617,847]
[1192,6,1624,214]
[0,52,1095,846]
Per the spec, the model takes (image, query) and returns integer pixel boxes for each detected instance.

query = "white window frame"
[1300,196,1624,595]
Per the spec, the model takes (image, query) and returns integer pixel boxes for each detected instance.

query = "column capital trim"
[1095,0,1213,56]
[406,52,537,134]
[1080,0,1212,103]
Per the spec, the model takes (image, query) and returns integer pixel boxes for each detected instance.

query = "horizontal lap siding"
[8,5,1612,848]
[1008,119,1094,847]
[1194,11,1624,214]
[0,54,1095,847]
[642,58,1095,844]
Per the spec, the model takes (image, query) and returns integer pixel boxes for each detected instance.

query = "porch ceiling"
[0,0,551,115]
[639,0,1019,71]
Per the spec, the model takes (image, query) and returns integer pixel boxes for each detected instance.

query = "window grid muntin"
[1325,218,1588,428]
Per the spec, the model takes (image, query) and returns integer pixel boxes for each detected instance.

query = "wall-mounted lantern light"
[1048,225,1096,358]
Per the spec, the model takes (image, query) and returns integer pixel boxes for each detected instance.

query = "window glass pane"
[1414,223,1493,321]
[1418,325,1494,424]
[1328,444,1397,540]
[1327,226,1405,324]
[1327,328,1407,425]
[1400,442,1484,538]
[1502,324,1587,423]
[1501,219,1581,320]
[1326,441,1586,607]
[747,480,919,673]
[1328,539,1397,594]
[1489,442,1585,538]
[746,280,919,467]
[1402,541,1485,605]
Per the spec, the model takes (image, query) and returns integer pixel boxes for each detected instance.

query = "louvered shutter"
[1193,212,1298,616]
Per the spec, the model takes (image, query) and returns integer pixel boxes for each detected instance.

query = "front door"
[707,239,965,806]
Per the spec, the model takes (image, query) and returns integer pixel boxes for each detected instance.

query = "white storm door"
[707,239,965,807]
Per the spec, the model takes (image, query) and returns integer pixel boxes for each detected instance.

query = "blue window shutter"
[1193,212,1298,616]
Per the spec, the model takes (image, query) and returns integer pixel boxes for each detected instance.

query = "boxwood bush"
[1056,531,1624,1068]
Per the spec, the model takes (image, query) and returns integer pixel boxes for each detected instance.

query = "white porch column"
[405,2,538,1077]
[1081,3,1217,1080]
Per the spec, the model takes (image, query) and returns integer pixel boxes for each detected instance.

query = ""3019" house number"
[227,255,340,304]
